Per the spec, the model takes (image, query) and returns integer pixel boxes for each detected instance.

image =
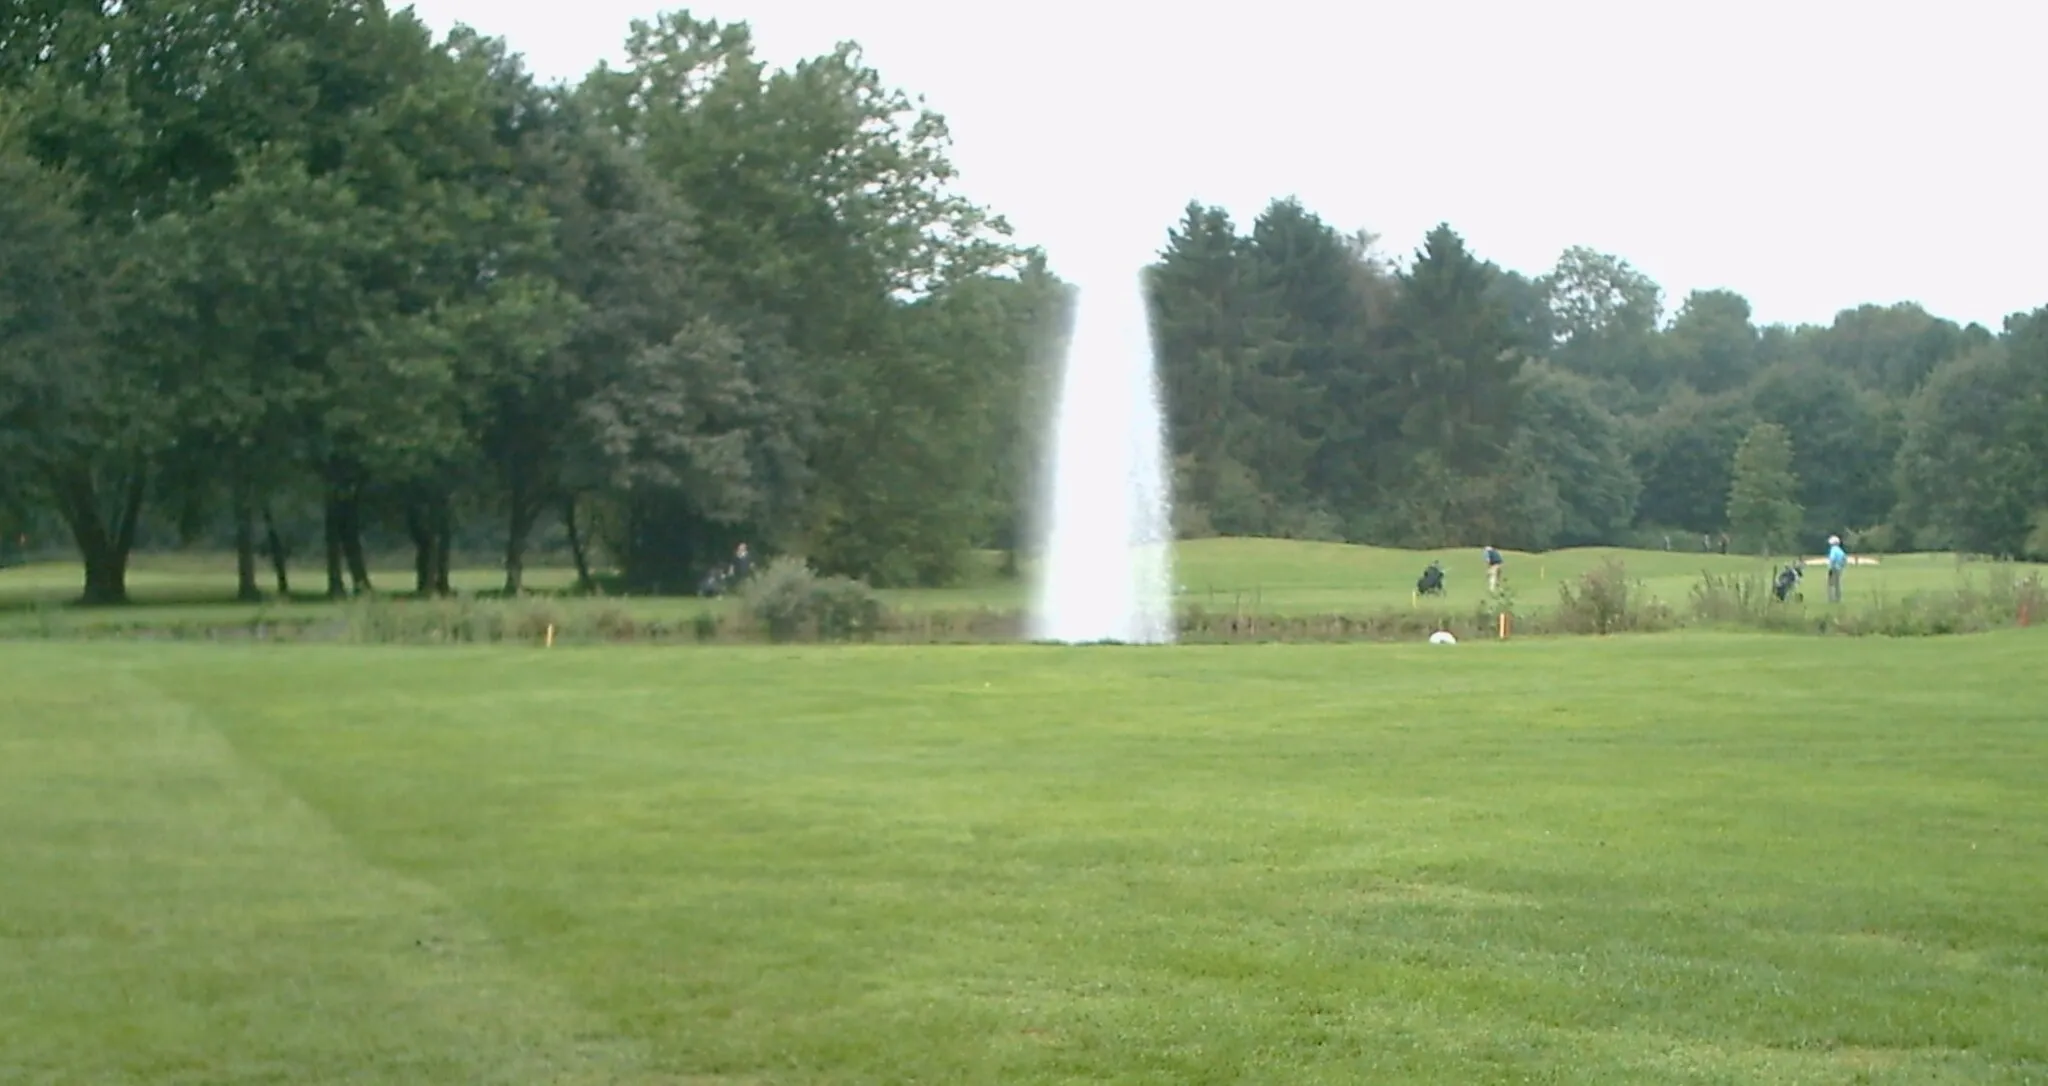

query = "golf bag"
[1416,561,1446,596]
[1772,563,1802,602]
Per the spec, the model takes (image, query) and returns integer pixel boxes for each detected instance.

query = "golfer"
[1825,535,1847,603]
[1483,544,1504,593]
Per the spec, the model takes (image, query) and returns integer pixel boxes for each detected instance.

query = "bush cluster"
[1688,563,2045,636]
[1553,559,1676,635]
[740,558,886,642]
[3,559,2040,646]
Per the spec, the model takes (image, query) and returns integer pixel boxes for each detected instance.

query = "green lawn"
[4,633,2045,1082]
[1,538,2034,634]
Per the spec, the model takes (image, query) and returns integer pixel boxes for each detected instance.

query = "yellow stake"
[544,623,555,648]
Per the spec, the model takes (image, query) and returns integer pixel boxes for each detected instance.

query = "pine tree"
[1384,225,1525,475]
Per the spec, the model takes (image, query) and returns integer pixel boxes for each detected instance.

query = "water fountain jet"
[1029,259,1176,644]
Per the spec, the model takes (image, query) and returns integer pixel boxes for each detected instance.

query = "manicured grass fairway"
[3,634,2046,1083]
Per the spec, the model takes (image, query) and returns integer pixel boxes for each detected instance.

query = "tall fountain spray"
[1029,260,1176,644]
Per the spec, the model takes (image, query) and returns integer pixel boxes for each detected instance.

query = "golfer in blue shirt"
[1825,535,1847,603]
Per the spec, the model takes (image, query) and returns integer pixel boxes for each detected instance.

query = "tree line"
[1,2,1065,603]
[1147,204,2048,562]
[3,3,2043,606]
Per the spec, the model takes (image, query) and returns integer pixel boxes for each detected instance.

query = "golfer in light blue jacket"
[1825,535,1847,603]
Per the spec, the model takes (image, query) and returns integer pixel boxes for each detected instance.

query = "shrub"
[506,600,565,640]
[589,604,638,640]
[1554,558,1673,635]
[1178,606,1456,643]
[1481,580,1520,618]
[808,577,887,640]
[1689,570,1806,629]
[691,610,722,642]
[741,557,886,642]
[342,596,485,644]
[1687,565,2046,637]
[1860,567,2048,636]
[333,595,644,645]
[2016,570,2047,626]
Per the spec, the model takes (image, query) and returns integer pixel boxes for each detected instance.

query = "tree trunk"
[80,545,129,606]
[404,502,433,595]
[324,479,373,596]
[503,526,526,596]
[232,485,262,602]
[563,496,593,592]
[404,493,455,596]
[432,495,452,594]
[46,461,146,606]
[262,504,291,596]
[339,490,371,594]
[324,495,347,598]
[502,489,543,596]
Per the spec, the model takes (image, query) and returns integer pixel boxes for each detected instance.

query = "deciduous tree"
[1726,421,1804,554]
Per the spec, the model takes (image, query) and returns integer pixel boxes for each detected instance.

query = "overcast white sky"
[403,0,2043,329]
